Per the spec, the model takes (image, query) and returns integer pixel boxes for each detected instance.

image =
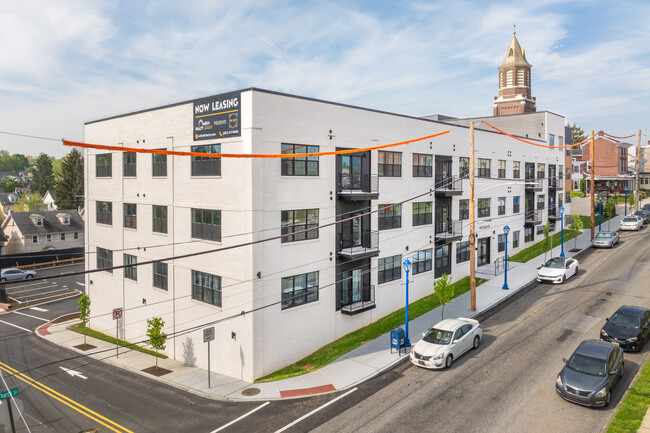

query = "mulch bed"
[569,248,581,252]
[74,343,97,351]
[142,366,172,377]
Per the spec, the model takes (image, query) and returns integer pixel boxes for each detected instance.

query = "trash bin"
[390,327,406,355]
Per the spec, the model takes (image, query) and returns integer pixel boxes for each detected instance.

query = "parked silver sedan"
[410,318,482,369]
[592,231,619,248]
[0,268,37,281]
[620,216,643,231]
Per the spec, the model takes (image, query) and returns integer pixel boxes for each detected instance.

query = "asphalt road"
[4,264,84,304]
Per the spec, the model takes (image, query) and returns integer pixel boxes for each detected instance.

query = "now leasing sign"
[193,91,241,141]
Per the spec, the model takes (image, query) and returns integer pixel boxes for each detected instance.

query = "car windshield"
[423,328,453,345]
[567,353,607,377]
[544,260,565,269]
[623,217,637,222]
[595,233,612,238]
[609,311,641,329]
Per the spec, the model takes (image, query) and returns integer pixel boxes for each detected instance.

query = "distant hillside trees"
[54,149,84,210]
[0,151,30,173]
[32,153,55,196]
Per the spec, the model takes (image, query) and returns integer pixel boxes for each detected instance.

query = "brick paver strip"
[280,384,336,398]
[37,322,53,336]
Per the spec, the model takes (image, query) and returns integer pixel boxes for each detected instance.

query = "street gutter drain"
[242,388,261,396]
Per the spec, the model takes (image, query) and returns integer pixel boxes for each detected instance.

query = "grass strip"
[256,276,487,383]
[70,324,168,359]
[607,357,650,433]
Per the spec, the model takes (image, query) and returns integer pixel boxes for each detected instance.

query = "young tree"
[15,193,45,212]
[54,149,84,210]
[31,153,55,196]
[146,317,167,370]
[605,197,616,230]
[434,274,454,320]
[78,293,91,345]
[0,177,20,193]
[568,122,588,145]
[580,179,586,194]
[543,220,551,262]
[570,213,584,250]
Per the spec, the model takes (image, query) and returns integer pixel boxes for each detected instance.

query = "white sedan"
[536,257,579,284]
[620,216,643,231]
[0,268,37,282]
[410,318,482,369]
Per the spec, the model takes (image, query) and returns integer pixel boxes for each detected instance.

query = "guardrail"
[12,257,85,271]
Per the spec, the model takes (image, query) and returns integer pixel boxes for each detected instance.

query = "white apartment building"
[84,88,569,381]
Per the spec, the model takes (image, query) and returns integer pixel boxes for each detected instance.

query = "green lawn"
[70,324,168,359]
[256,276,487,383]
[607,357,650,433]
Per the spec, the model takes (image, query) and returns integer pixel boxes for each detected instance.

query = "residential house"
[1,210,84,255]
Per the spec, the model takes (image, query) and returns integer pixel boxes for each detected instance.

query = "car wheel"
[0,278,5,282]
[562,274,567,283]
[25,274,34,279]
[473,336,480,350]
[605,391,611,407]
[575,267,578,276]
[445,354,454,369]
[620,363,624,379]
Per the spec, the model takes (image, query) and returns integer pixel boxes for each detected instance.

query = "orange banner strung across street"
[62,130,450,159]
[599,131,637,140]
[480,120,592,149]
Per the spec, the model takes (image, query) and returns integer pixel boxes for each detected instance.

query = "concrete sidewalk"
[36,211,638,402]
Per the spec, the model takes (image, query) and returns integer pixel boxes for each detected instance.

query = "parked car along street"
[591,231,619,249]
[633,210,650,224]
[536,257,579,284]
[600,306,650,352]
[0,268,37,281]
[619,216,643,231]
[410,318,482,369]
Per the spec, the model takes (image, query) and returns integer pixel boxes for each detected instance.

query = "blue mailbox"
[390,327,406,355]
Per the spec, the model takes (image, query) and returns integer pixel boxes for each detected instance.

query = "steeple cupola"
[493,26,536,115]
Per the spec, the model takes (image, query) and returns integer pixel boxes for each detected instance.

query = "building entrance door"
[478,237,490,266]
[341,155,363,190]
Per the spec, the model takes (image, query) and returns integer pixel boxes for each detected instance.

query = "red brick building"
[578,136,635,194]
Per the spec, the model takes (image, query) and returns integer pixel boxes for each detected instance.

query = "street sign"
[203,327,215,343]
[0,388,17,400]
[112,308,123,320]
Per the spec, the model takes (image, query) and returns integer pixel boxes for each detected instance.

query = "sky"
[1,0,649,159]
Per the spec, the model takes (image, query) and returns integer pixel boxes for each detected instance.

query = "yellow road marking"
[0,361,133,433]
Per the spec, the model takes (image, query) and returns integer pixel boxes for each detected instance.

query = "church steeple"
[493,27,536,115]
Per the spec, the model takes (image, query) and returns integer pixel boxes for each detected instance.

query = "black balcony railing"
[477,168,491,178]
[549,176,558,189]
[525,209,543,223]
[494,256,510,275]
[340,284,375,315]
[435,220,462,238]
[435,175,462,192]
[338,230,379,255]
[337,173,379,194]
[525,179,542,190]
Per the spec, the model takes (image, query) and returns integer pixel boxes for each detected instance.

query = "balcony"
[337,230,379,260]
[548,176,558,190]
[525,209,543,225]
[337,173,379,200]
[548,206,558,221]
[435,220,463,242]
[434,175,463,196]
[340,284,376,315]
[525,179,543,191]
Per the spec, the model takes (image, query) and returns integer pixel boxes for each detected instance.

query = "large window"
[413,154,433,177]
[96,154,112,177]
[124,203,137,229]
[459,199,469,220]
[281,271,319,310]
[192,270,222,307]
[152,152,167,177]
[281,209,319,242]
[153,262,168,290]
[378,151,401,177]
[513,161,520,178]
[435,245,450,269]
[412,202,432,226]
[412,249,432,274]
[459,157,469,178]
[498,160,506,178]
[97,247,113,273]
[537,195,545,210]
[498,197,506,215]
[456,241,470,263]
[378,255,401,284]
[513,230,520,248]
[123,152,136,177]
[192,209,221,241]
[378,204,401,230]
[513,196,520,214]
[478,198,490,217]
[96,201,112,225]
[498,234,506,252]
[152,206,167,234]
[192,144,221,176]
[478,159,491,178]
[124,254,137,280]
[537,163,545,181]
[525,227,533,243]
[281,143,319,176]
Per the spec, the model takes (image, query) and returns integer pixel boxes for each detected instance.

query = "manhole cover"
[242,388,261,396]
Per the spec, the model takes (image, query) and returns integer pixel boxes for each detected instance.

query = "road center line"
[12,311,50,322]
[0,319,32,333]
[210,401,270,433]
[274,387,358,433]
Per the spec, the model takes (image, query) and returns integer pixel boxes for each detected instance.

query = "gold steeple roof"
[499,26,532,69]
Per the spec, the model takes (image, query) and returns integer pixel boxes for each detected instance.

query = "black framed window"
[459,199,469,220]
[435,244,450,269]
[191,144,221,176]
[498,197,506,215]
[153,262,168,290]
[478,159,491,178]
[536,225,544,235]
[281,143,319,176]
[152,205,167,234]
[537,195,545,210]
[192,208,221,241]
[96,154,112,177]
[281,271,319,310]
[456,241,470,263]
[124,203,137,229]
[97,247,113,273]
[459,157,469,178]
[412,202,432,226]
[96,201,112,225]
[513,161,520,179]
[124,254,137,280]
[413,154,433,177]
[498,160,506,178]
[152,151,167,177]
[513,231,520,248]
[412,249,432,275]
[478,198,490,217]
[537,163,545,181]
[123,152,136,177]
[378,204,401,230]
[378,151,401,177]
[281,209,319,242]
[192,270,222,307]
[378,255,401,284]
[525,227,533,242]
[498,234,506,252]
[513,196,520,214]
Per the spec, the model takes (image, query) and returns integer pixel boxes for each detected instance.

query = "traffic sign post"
[203,327,215,388]
[113,308,123,358]
[0,388,17,400]
[0,390,20,433]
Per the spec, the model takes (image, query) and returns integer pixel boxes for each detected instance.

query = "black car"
[600,305,650,351]
[556,340,624,407]
[643,203,650,213]
[634,210,650,224]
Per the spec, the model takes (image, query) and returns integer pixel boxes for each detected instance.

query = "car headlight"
[556,375,563,387]
[433,353,445,360]
[601,329,608,337]
[594,387,607,398]
[626,337,638,343]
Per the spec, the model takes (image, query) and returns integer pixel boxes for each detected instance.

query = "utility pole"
[637,129,641,211]
[590,130,595,241]
[469,122,476,312]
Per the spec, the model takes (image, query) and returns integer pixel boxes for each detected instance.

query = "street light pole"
[502,225,510,291]
[402,259,412,348]
[598,194,603,232]
[559,206,565,257]
[624,185,628,216]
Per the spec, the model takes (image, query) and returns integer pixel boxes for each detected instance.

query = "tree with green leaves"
[605,197,616,230]
[580,179,586,194]
[31,153,55,196]
[146,317,167,370]
[78,293,91,345]
[54,149,84,210]
[434,274,454,320]
[0,177,20,193]
[543,220,551,262]
[568,122,588,145]
[570,213,584,250]
[15,193,45,212]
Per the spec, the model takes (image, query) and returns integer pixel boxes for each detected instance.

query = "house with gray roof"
[1,210,84,255]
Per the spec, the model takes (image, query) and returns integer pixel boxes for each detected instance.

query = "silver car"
[620,216,643,231]
[0,268,37,281]
[592,231,619,248]
[410,318,483,369]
